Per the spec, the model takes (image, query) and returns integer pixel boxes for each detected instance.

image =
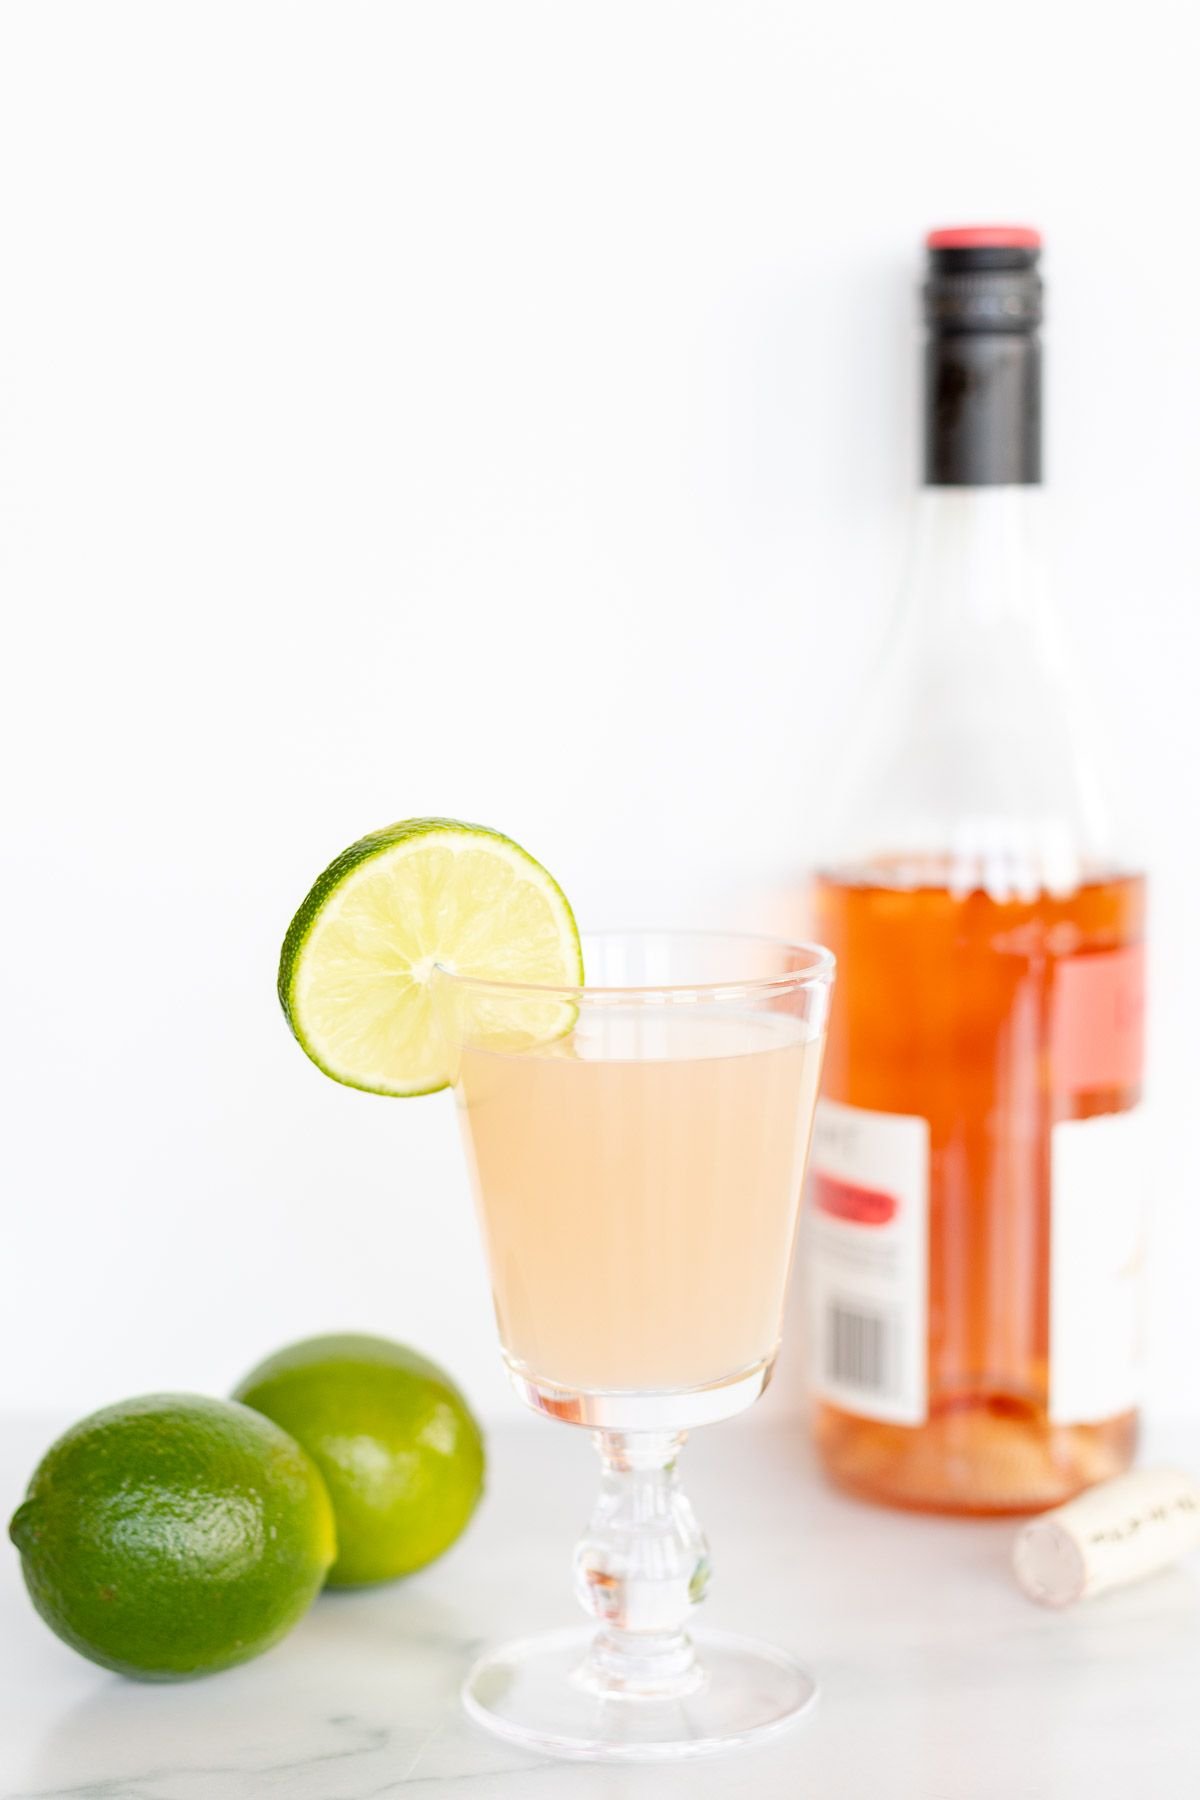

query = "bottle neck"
[924,328,1041,486]
[922,240,1042,487]
[903,486,1050,635]
[917,244,1046,625]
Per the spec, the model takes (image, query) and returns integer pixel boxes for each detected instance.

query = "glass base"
[462,1626,817,1763]
[503,1354,774,1430]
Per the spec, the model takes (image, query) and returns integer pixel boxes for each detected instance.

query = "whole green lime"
[8,1394,336,1680]
[233,1334,485,1587]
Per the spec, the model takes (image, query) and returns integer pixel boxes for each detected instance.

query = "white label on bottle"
[1049,1110,1146,1425]
[805,1099,929,1426]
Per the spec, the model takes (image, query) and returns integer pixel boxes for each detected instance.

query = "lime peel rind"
[232,1332,486,1587]
[8,1394,335,1681]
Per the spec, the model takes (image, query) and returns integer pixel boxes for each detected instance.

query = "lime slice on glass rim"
[278,818,583,1096]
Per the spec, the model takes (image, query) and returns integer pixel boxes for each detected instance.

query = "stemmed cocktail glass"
[434,930,834,1761]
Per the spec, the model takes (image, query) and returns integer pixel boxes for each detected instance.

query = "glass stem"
[572,1430,711,1700]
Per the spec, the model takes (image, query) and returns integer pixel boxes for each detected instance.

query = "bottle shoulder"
[818,493,1132,899]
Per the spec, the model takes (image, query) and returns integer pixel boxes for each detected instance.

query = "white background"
[1,2,1196,1424]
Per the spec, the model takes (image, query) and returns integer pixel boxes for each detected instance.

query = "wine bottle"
[806,227,1146,1514]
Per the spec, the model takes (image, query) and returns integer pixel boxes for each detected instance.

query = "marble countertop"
[3,1414,1199,1799]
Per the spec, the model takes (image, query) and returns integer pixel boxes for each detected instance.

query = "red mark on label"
[813,1171,898,1227]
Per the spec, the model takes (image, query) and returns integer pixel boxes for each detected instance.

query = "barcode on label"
[825,1301,900,1398]
[808,1100,929,1423]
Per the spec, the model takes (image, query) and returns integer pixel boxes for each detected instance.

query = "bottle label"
[1049,1109,1146,1424]
[805,1099,930,1425]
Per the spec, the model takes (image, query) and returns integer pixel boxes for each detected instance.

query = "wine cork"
[1013,1468,1200,1608]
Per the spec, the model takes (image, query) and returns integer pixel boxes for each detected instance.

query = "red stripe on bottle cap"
[926,224,1042,250]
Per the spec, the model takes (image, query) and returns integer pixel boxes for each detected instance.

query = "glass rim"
[431,927,835,1002]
